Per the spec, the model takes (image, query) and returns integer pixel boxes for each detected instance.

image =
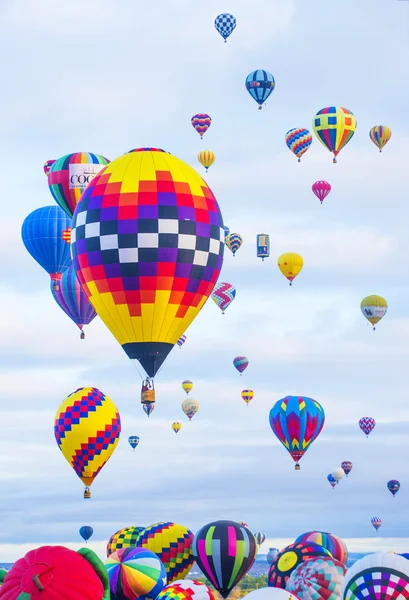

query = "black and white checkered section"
[72,211,224,269]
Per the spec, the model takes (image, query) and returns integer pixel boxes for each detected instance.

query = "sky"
[0,0,409,563]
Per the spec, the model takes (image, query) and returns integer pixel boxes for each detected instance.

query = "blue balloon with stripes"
[245,70,275,109]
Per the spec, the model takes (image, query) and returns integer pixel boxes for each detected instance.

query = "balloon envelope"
[295,531,348,565]
[312,106,357,162]
[277,253,303,284]
[157,580,215,600]
[370,125,391,151]
[361,295,387,329]
[225,233,243,256]
[312,181,331,204]
[233,356,249,374]
[79,526,94,542]
[341,552,409,600]
[359,417,376,436]
[105,547,167,600]
[286,556,346,600]
[268,542,331,588]
[191,115,212,138]
[212,282,236,313]
[128,436,140,449]
[244,590,301,600]
[285,128,312,161]
[51,264,97,332]
[245,70,275,107]
[107,526,145,557]
[214,14,236,41]
[182,398,199,420]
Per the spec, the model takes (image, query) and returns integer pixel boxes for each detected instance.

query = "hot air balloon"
[268,542,331,589]
[182,398,199,420]
[198,151,216,172]
[371,517,383,532]
[105,547,167,600]
[182,380,193,395]
[269,396,325,470]
[257,234,270,261]
[137,522,194,583]
[245,70,275,109]
[192,520,257,599]
[172,422,182,434]
[177,335,187,348]
[48,152,110,218]
[241,390,254,405]
[211,282,236,314]
[128,436,140,450]
[295,532,348,565]
[214,13,236,42]
[54,387,121,499]
[286,556,346,600]
[44,159,56,176]
[234,356,249,375]
[341,461,353,477]
[254,532,266,546]
[224,226,230,238]
[51,264,97,338]
[312,181,331,204]
[285,128,312,162]
[312,106,357,163]
[331,468,344,484]
[266,549,279,565]
[191,115,212,139]
[359,417,376,437]
[360,295,387,330]
[245,589,300,600]
[387,480,400,497]
[370,125,392,152]
[21,206,72,291]
[239,522,249,528]
[79,526,94,543]
[71,148,224,385]
[341,552,409,600]
[328,474,337,489]
[277,253,304,285]
[107,526,145,557]
[157,580,215,600]
[143,403,154,417]
[225,233,243,257]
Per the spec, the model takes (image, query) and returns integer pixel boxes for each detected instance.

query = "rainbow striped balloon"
[105,547,167,600]
[285,128,312,162]
[295,531,348,565]
[312,106,357,163]
[369,125,392,152]
[51,265,97,337]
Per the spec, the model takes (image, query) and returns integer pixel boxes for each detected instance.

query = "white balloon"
[243,588,300,600]
[331,468,344,483]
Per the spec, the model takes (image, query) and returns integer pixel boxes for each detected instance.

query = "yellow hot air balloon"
[312,106,357,163]
[182,398,199,420]
[369,126,392,152]
[198,150,216,172]
[54,387,121,498]
[241,390,254,405]
[360,295,387,330]
[182,380,193,395]
[278,253,304,286]
[172,422,182,434]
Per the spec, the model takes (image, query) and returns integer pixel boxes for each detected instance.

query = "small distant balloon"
[241,390,254,405]
[177,335,187,348]
[234,356,249,375]
[225,233,243,256]
[331,468,344,484]
[79,526,94,542]
[359,417,376,437]
[254,532,266,546]
[44,159,56,176]
[182,399,199,421]
[278,253,304,285]
[341,461,353,477]
[245,70,275,109]
[143,403,154,417]
[387,480,400,497]
[369,125,391,152]
[211,282,236,314]
[182,380,193,395]
[198,150,216,172]
[360,295,387,330]
[191,114,211,139]
[214,13,236,42]
[172,422,182,434]
[128,436,140,450]
[285,128,312,162]
[266,548,279,565]
[371,517,382,532]
[224,226,230,238]
[312,181,331,204]
[328,474,337,489]
[257,234,270,261]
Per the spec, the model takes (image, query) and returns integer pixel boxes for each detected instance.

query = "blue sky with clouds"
[0,0,408,561]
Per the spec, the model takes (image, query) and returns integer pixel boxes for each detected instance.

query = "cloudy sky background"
[0,0,408,562]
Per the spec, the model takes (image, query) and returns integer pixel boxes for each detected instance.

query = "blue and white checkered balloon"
[215,13,236,42]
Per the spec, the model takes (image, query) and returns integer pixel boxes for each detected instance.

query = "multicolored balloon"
[241,390,254,405]
[79,526,94,542]
[387,480,400,497]
[157,580,215,600]
[225,233,243,256]
[21,206,72,289]
[341,552,409,600]
[211,282,236,314]
[54,387,121,498]
[268,542,331,589]
[48,152,110,217]
[371,517,383,532]
[328,474,337,489]
[285,128,312,162]
[360,295,387,330]
[107,526,145,557]
[177,335,187,348]
[182,398,199,420]
[312,106,357,163]
[182,380,193,395]
[137,522,194,583]
[286,556,346,600]
[105,547,167,600]
[172,422,182,434]
[71,148,224,379]
[191,115,212,138]
[277,253,304,285]
[245,70,275,109]
[128,436,140,450]
[214,13,236,42]
[143,403,154,417]
[341,461,353,477]
[224,226,230,238]
[198,151,216,172]
[192,520,257,598]
[254,532,266,546]
[370,125,392,152]
[44,159,56,176]
[257,234,270,261]
[233,356,249,375]
[359,417,376,437]
[312,181,331,204]
[295,531,348,565]
[266,548,279,565]
[269,396,325,470]
[51,264,97,338]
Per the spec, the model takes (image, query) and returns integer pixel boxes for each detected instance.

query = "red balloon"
[312,181,331,204]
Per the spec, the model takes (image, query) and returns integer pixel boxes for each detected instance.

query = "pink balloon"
[312,180,331,204]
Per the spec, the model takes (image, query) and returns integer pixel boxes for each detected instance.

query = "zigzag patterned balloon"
[225,233,243,256]
[211,282,236,314]
[285,128,312,162]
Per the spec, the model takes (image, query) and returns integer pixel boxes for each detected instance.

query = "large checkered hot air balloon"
[341,552,409,600]
[312,106,357,163]
[71,148,224,383]
[54,387,121,498]
[107,526,145,557]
